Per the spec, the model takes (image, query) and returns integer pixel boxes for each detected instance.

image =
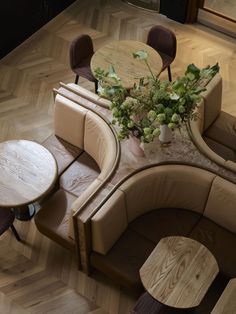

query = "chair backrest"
[69,34,94,70]
[147,25,177,59]
[91,165,216,254]
[201,73,222,132]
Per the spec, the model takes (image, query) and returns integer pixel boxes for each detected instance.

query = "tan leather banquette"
[34,94,119,255]
[88,164,236,292]
[189,73,236,173]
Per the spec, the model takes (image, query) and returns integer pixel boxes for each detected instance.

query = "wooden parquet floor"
[1,0,236,313]
[204,0,236,21]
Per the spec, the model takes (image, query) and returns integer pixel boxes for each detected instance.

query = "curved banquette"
[189,73,236,173]
[34,93,119,255]
[88,164,236,291]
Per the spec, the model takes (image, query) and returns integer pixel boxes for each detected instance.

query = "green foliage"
[95,51,219,143]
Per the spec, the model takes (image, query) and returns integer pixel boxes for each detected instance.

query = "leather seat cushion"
[189,217,236,278]
[34,188,77,251]
[91,229,155,291]
[129,208,201,243]
[59,152,100,197]
[91,208,201,290]
[43,135,83,175]
[203,136,236,162]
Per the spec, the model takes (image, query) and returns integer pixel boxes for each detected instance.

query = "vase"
[128,136,145,157]
[159,124,172,144]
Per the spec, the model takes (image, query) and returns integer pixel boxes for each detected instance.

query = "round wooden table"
[91,40,163,89]
[0,140,57,221]
[140,236,219,309]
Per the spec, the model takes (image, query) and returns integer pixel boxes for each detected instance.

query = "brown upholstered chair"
[0,208,21,241]
[147,25,177,81]
[69,34,98,92]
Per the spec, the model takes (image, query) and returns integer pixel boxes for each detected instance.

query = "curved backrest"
[54,94,117,180]
[69,34,94,70]
[147,25,177,60]
[53,94,118,240]
[201,73,222,132]
[91,165,216,254]
[204,176,236,234]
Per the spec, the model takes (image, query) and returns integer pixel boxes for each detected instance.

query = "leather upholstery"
[204,111,236,151]
[67,84,111,109]
[189,74,236,171]
[202,74,222,132]
[35,188,77,251]
[60,152,100,197]
[54,95,87,148]
[84,111,117,180]
[43,134,83,175]
[146,25,176,77]
[69,34,96,83]
[204,176,236,233]
[189,217,236,278]
[35,93,118,251]
[204,136,236,162]
[90,164,236,290]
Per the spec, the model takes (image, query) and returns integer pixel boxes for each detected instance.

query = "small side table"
[0,140,57,221]
[140,236,219,309]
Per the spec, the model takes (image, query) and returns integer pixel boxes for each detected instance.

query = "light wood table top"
[0,140,57,207]
[212,279,236,314]
[140,236,219,309]
[91,40,163,89]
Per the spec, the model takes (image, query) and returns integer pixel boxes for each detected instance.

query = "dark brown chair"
[147,25,177,81]
[69,34,98,93]
[0,208,21,241]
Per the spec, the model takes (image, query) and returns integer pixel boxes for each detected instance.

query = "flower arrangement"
[95,51,219,143]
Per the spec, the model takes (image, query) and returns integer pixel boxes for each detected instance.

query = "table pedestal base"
[12,204,36,221]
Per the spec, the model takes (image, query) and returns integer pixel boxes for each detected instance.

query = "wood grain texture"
[91,40,162,89]
[0,0,236,313]
[140,236,219,308]
[0,140,57,207]
[211,279,236,314]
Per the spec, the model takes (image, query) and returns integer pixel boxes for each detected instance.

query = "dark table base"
[12,204,36,221]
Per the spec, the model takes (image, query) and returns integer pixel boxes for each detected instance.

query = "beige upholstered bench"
[189,73,236,173]
[86,164,236,293]
[34,94,119,255]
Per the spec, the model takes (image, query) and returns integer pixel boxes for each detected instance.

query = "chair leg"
[167,66,172,82]
[95,80,98,94]
[75,75,79,84]
[11,225,21,241]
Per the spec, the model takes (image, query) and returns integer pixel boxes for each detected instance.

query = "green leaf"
[133,50,148,60]
[185,63,200,79]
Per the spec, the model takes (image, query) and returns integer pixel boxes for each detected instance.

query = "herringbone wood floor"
[1,0,236,313]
